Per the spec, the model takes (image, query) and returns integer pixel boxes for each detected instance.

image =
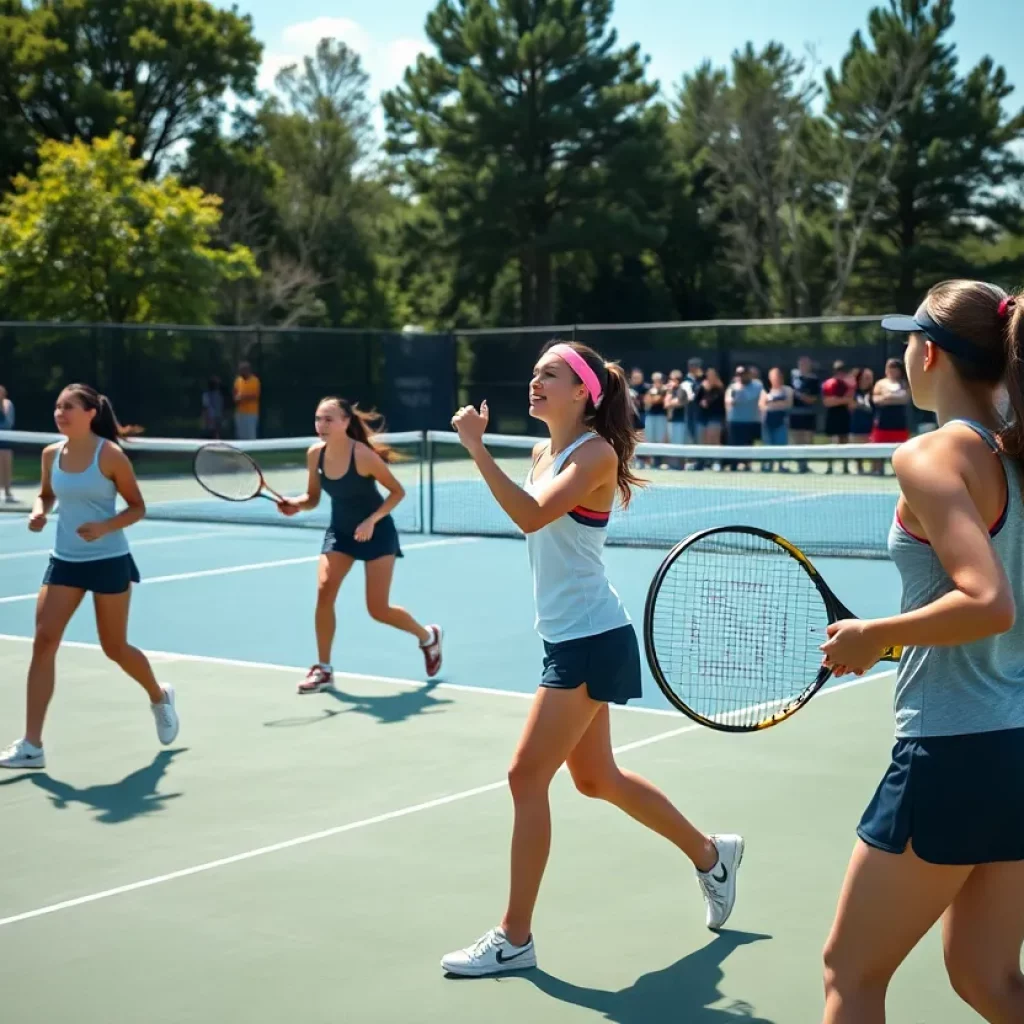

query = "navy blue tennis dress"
[857,419,1024,864]
[43,436,140,593]
[524,432,641,704]
[318,443,402,560]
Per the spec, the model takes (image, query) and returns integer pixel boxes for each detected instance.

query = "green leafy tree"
[384,0,671,326]
[0,0,261,185]
[0,132,258,322]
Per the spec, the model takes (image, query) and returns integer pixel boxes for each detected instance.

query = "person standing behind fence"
[233,361,261,440]
[725,365,763,470]
[759,368,793,471]
[0,384,15,502]
[201,377,225,439]
[870,357,911,446]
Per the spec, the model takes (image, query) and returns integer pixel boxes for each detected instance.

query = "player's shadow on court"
[0,748,187,824]
[522,931,776,1023]
[263,681,453,728]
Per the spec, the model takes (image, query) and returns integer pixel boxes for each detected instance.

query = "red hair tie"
[998,297,1016,318]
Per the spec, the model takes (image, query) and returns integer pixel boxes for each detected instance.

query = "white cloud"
[259,17,427,101]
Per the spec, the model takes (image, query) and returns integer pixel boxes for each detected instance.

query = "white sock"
[319,662,332,673]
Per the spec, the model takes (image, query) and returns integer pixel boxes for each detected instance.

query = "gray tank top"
[888,419,1024,738]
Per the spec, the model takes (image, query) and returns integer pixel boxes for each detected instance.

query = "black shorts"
[727,422,761,446]
[541,624,642,705]
[789,413,816,433]
[42,554,140,594]
[857,726,1024,864]
[321,515,403,561]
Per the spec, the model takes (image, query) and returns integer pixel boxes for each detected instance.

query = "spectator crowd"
[627,356,925,472]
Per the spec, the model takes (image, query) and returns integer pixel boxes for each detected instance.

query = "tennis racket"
[192,442,286,506]
[642,525,902,733]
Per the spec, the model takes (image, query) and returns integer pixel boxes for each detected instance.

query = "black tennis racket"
[643,525,902,733]
[192,442,286,506]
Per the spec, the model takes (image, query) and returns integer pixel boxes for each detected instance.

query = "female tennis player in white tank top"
[442,341,743,977]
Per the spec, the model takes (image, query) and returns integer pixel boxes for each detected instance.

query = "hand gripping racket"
[642,525,902,732]
[192,442,286,506]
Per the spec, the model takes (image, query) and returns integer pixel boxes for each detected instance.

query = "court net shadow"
[521,931,776,1023]
[263,680,454,728]
[0,748,187,824]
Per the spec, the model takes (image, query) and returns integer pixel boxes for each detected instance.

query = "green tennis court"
[0,495,980,1021]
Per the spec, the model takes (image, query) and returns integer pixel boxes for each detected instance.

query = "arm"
[77,444,146,540]
[359,444,405,524]
[451,402,616,534]
[28,446,58,531]
[277,446,322,515]
[822,435,1015,671]
[869,440,1014,646]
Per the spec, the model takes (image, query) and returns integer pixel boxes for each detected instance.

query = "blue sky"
[217,0,1022,130]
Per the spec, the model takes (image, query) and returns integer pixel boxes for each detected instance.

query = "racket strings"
[194,444,263,502]
[649,533,829,729]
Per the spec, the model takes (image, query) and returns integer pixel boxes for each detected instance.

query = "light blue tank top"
[888,419,1024,738]
[524,432,630,644]
[52,437,131,562]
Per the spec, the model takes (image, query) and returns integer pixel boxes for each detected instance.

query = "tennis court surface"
[0,432,981,1022]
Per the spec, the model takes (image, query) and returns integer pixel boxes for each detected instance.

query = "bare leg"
[316,553,354,664]
[822,840,970,1023]
[565,705,717,870]
[26,585,86,745]
[93,589,163,703]
[0,449,12,497]
[364,556,430,645]
[943,861,1024,1022]
[500,685,605,945]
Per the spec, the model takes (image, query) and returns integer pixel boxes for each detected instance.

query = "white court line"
[0,668,895,930]
[0,633,682,718]
[0,537,477,605]
[0,530,239,562]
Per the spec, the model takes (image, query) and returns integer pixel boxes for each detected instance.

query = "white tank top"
[524,432,630,644]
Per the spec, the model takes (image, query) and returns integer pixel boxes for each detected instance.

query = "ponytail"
[999,294,1024,471]
[543,341,645,508]
[63,383,125,444]
[591,359,645,508]
[320,396,399,463]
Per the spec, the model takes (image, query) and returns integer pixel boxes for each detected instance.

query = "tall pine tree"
[383,0,670,326]
[827,0,1024,310]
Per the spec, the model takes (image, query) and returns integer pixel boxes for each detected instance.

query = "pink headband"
[548,344,603,408]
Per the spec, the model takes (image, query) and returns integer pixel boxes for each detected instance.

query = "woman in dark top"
[849,368,875,441]
[278,397,442,692]
[695,368,726,445]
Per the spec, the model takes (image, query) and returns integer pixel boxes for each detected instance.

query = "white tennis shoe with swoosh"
[696,833,745,930]
[441,927,536,977]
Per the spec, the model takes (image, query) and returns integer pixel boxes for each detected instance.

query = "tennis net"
[1,429,901,557]
[1,430,427,534]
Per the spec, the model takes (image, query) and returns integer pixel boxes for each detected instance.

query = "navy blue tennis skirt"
[858,726,1024,865]
[43,554,140,594]
[321,515,403,561]
[541,624,642,705]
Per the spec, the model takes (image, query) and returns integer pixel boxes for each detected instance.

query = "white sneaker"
[696,834,744,930]
[0,738,46,770]
[441,927,536,977]
[151,686,179,745]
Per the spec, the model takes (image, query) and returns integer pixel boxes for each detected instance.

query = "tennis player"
[442,341,743,977]
[0,385,179,771]
[277,397,441,691]
[820,280,1024,1022]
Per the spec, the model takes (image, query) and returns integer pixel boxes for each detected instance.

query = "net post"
[427,430,435,535]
